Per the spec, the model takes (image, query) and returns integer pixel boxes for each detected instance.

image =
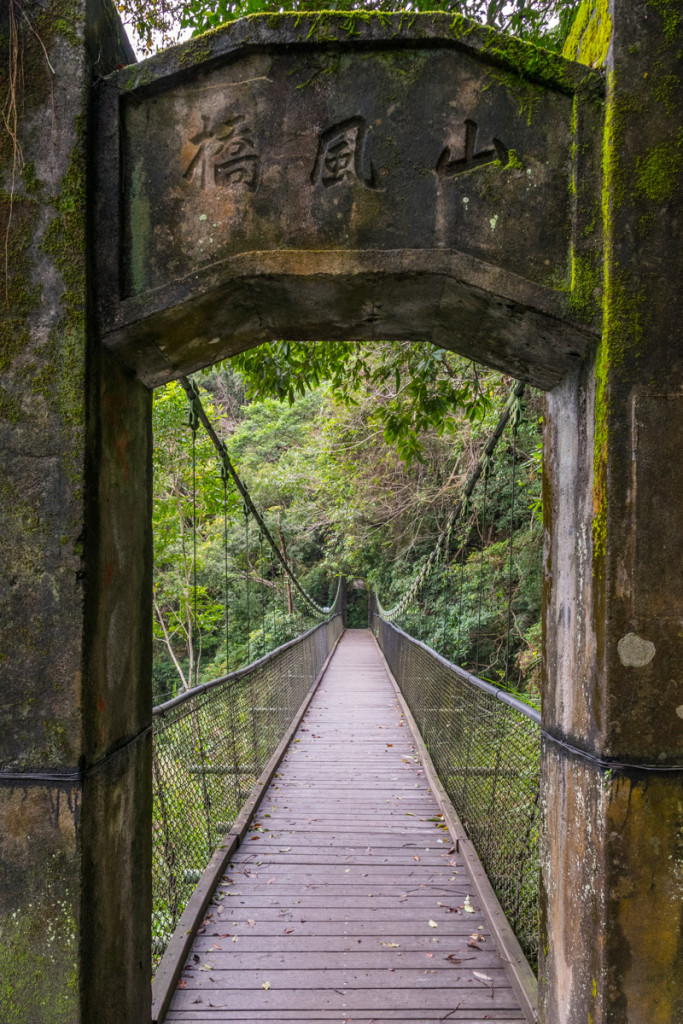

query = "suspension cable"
[474,460,491,673]
[504,400,522,685]
[259,530,266,655]
[221,461,230,673]
[188,396,199,687]
[244,504,251,664]
[181,376,332,618]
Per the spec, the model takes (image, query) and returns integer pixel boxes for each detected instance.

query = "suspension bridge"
[2,4,682,1023]
[148,381,540,1022]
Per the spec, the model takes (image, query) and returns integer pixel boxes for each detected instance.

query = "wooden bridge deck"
[166,629,527,1023]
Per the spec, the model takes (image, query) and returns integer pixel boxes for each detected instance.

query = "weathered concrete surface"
[95,12,604,390]
[541,1,683,1021]
[0,1,152,1020]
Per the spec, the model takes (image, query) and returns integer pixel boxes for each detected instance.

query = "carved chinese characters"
[311,117,377,188]
[183,113,259,190]
[183,112,512,195]
[436,119,509,177]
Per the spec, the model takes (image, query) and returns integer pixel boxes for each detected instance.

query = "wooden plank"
[196,906,486,922]
[196,921,487,936]
[184,946,505,962]
[170,987,523,1010]
[167,1008,525,1022]
[177,968,513,989]
[190,935,498,953]
[165,1011,524,1019]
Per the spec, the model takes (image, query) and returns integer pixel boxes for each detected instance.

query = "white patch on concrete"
[617,633,656,668]
[675,705,683,719]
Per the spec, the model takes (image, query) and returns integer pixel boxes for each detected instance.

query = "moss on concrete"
[647,0,681,41]
[563,0,613,68]
[0,889,78,1024]
[568,252,602,322]
[37,115,88,432]
[635,130,683,203]
[109,11,604,108]
[505,148,524,170]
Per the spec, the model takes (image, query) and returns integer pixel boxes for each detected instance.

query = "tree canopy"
[119,0,583,61]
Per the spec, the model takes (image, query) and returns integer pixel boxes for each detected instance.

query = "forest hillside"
[153,344,543,707]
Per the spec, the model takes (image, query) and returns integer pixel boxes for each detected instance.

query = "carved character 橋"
[183,113,259,190]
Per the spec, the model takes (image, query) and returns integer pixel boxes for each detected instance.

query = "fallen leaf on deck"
[413,855,420,862]
[177,980,188,989]
[473,971,493,982]
[208,945,222,951]
[247,919,255,927]
[380,942,400,947]
[428,919,438,928]
[284,927,294,934]
[262,981,271,990]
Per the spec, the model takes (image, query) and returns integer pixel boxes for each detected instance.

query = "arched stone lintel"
[104,249,597,390]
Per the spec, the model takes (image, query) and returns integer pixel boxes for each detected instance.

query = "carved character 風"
[311,117,377,189]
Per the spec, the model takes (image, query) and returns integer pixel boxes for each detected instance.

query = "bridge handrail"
[153,615,340,717]
[379,618,540,725]
[372,612,541,970]
[151,612,344,969]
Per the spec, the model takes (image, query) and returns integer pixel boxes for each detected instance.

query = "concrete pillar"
[541,2,683,1022]
[0,3,152,1021]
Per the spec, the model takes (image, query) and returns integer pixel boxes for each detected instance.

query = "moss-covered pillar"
[0,2,152,1021]
[541,2,683,1022]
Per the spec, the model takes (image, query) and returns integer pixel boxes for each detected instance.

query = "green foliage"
[152,359,542,703]
[381,399,544,700]
[230,340,495,465]
[117,0,583,58]
[152,376,331,701]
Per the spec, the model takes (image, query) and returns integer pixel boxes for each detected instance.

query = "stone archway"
[95,13,602,389]
[1,4,681,1023]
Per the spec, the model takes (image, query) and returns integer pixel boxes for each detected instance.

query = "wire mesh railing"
[372,614,540,970]
[151,612,343,968]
